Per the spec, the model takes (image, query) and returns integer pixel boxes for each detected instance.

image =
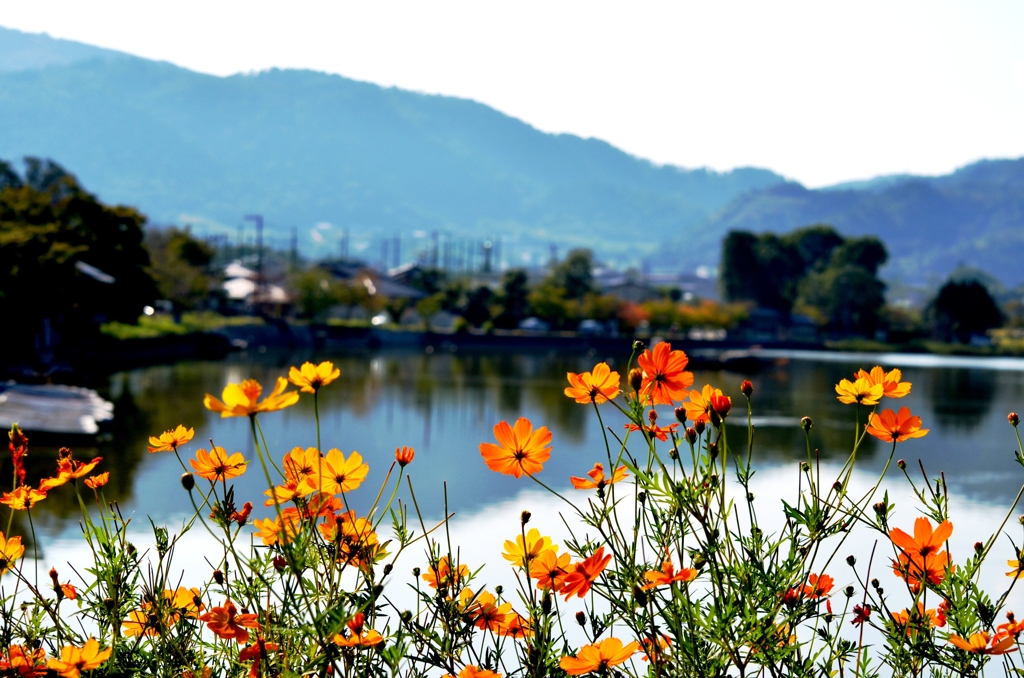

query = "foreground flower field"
[2,342,1024,677]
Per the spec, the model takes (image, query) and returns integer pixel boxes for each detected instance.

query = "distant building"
[323,261,425,300]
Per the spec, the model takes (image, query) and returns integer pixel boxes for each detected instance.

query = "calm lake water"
[16,345,1024,538]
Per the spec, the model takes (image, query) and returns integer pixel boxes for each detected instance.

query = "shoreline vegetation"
[3,345,1024,676]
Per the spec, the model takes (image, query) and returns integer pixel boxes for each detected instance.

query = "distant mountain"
[0,26,784,266]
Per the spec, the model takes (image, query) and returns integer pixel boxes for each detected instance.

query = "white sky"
[3,0,1023,187]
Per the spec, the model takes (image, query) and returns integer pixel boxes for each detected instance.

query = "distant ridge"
[0,27,127,72]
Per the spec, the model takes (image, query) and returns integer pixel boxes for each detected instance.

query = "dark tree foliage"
[402,267,447,295]
[463,285,495,327]
[930,280,1004,343]
[494,269,529,329]
[550,249,594,300]
[0,158,157,362]
[721,224,889,335]
[145,226,217,314]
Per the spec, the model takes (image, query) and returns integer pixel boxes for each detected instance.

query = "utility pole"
[482,240,493,273]
[290,227,298,271]
[393,234,400,269]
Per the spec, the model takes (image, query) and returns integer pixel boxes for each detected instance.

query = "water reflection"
[10,348,1024,539]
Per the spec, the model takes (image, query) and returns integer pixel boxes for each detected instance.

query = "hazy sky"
[4,1,1023,187]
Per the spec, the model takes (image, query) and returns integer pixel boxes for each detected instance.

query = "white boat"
[0,382,114,435]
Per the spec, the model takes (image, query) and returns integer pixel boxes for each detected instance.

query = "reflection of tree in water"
[929,368,996,431]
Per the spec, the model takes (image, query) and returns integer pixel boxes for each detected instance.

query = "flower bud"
[685,427,698,444]
[800,461,810,472]
[401,610,413,623]
[974,541,985,554]
[674,406,687,424]
[708,442,718,460]
[873,501,886,516]
[832,481,843,493]
[181,472,195,492]
[648,409,658,425]
[495,585,503,595]
[412,567,421,577]
[694,420,705,436]
[870,578,879,589]
[383,563,393,576]
[800,416,813,432]
[1011,412,1020,427]
[633,585,648,607]
[845,585,855,598]
[740,380,753,398]
[49,567,59,585]
[710,394,731,418]
[628,368,644,393]
[541,591,552,615]
[575,611,587,626]
[669,448,678,460]
[747,492,755,501]
[273,555,287,572]
[637,491,647,503]
[213,569,224,585]
[103,597,115,611]
[897,459,906,470]
[632,340,645,352]
[846,555,856,566]
[521,510,531,525]
[395,446,415,467]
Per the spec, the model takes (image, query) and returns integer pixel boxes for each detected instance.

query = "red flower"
[851,604,871,626]
[561,546,611,600]
[803,573,834,599]
[637,342,694,406]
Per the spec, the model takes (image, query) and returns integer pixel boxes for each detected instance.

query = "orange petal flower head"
[288,361,341,394]
[395,446,415,467]
[0,531,26,575]
[147,425,195,453]
[802,573,834,599]
[0,486,47,511]
[1,645,47,677]
[835,378,884,405]
[866,407,929,443]
[564,362,621,404]
[561,546,611,600]
[46,638,112,678]
[891,602,943,634]
[683,384,724,425]
[422,555,470,590]
[890,517,952,559]
[710,393,732,418]
[305,448,369,494]
[637,342,694,405]
[479,418,552,478]
[624,422,678,442]
[856,366,911,398]
[190,447,248,482]
[529,549,572,591]
[502,528,557,567]
[443,667,502,678]
[570,463,629,490]
[199,599,260,643]
[84,473,109,490]
[641,559,697,590]
[948,631,1017,654]
[559,637,640,675]
[203,377,299,418]
[252,515,300,546]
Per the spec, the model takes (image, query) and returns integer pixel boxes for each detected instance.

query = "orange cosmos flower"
[147,425,195,453]
[835,378,884,405]
[203,377,299,418]
[561,546,611,600]
[996,613,1024,642]
[530,549,572,591]
[459,588,513,632]
[856,366,911,399]
[251,515,300,546]
[282,446,322,483]
[865,407,929,443]
[0,485,47,511]
[502,528,557,567]
[443,667,502,678]
[263,480,301,507]
[894,551,953,591]
[624,422,679,442]
[570,463,629,490]
[46,638,112,678]
[395,446,415,467]
[422,556,470,590]
[559,637,640,676]
[39,449,102,492]
[890,603,944,634]
[1007,560,1024,580]
[479,418,552,479]
[0,645,47,677]
[333,612,384,647]
[288,361,341,394]
[565,362,621,404]
[304,448,369,494]
[496,611,532,639]
[890,517,952,560]
[190,447,248,482]
[802,573,834,599]
[683,384,724,425]
[84,473,109,490]
[239,639,279,677]
[948,631,1017,655]
[199,599,260,643]
[318,511,386,567]
[0,531,26,575]
[637,342,694,405]
[641,634,672,663]
[641,559,697,591]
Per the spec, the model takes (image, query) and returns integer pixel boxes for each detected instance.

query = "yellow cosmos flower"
[147,425,195,453]
[856,366,911,398]
[835,378,884,406]
[0,531,25,575]
[0,485,47,511]
[203,377,299,418]
[502,528,558,568]
[288,361,341,394]
[189,447,248,482]
[304,449,369,494]
[47,638,112,678]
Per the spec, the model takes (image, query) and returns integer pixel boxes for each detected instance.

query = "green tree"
[797,265,886,335]
[929,279,1004,342]
[293,268,340,321]
[550,248,594,300]
[720,231,803,312]
[463,285,495,327]
[0,158,157,361]
[145,226,217,316]
[494,269,530,329]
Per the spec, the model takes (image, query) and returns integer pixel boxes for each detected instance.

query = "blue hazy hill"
[0,26,784,264]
